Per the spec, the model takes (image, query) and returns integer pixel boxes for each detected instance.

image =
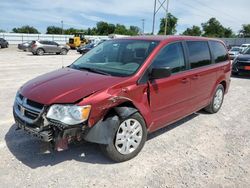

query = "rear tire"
[204,84,224,114]
[100,112,147,162]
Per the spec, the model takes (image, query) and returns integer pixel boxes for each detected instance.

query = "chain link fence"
[0,33,111,45]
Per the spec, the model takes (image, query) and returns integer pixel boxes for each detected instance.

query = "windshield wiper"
[77,66,111,76]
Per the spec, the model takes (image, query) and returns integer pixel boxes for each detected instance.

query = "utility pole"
[61,20,64,35]
[141,19,145,35]
[152,0,170,35]
[164,0,170,35]
[152,0,157,34]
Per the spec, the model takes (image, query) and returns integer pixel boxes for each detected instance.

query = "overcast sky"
[0,0,249,34]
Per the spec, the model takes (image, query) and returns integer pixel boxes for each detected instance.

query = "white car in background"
[240,44,250,52]
[228,46,243,60]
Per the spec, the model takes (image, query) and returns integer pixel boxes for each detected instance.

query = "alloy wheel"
[115,118,143,155]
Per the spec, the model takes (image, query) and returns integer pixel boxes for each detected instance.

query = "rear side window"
[187,41,211,69]
[210,41,228,63]
[152,42,186,74]
[39,41,47,45]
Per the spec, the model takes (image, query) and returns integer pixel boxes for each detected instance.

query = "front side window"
[152,42,186,74]
[210,41,228,63]
[187,41,211,69]
[71,40,159,77]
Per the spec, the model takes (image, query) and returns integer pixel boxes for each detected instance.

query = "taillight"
[32,44,37,48]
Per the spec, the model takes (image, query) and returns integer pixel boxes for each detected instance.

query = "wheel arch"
[219,80,227,92]
[36,47,45,53]
[84,101,146,145]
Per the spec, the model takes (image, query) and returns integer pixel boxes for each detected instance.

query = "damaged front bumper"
[13,95,88,150]
[13,93,138,150]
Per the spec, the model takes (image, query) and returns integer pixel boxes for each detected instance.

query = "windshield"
[243,48,250,54]
[231,47,240,52]
[241,45,250,48]
[85,43,94,48]
[71,39,159,77]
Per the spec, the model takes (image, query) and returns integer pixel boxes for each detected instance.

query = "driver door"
[149,42,193,131]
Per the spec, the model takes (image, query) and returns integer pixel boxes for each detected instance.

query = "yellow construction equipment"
[67,32,88,49]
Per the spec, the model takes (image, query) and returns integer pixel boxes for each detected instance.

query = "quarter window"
[152,42,186,74]
[210,41,228,63]
[187,41,211,69]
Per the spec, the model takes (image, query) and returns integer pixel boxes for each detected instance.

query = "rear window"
[210,41,228,63]
[187,41,211,69]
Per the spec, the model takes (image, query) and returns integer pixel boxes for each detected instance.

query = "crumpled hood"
[20,68,125,105]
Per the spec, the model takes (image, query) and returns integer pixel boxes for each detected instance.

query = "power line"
[190,0,242,23]
[179,0,240,26]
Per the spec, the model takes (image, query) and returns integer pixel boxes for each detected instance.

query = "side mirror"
[150,67,171,80]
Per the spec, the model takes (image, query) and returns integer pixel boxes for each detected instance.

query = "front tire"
[36,48,44,56]
[60,48,68,55]
[204,84,225,114]
[100,112,147,162]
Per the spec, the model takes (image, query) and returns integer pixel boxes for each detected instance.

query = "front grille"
[14,93,44,124]
[27,99,44,109]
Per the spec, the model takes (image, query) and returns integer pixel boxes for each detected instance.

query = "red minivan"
[13,36,231,162]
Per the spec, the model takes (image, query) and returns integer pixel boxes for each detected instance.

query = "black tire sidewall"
[101,112,147,162]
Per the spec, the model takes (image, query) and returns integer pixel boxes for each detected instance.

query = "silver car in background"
[29,40,69,55]
[228,46,242,60]
[18,41,32,51]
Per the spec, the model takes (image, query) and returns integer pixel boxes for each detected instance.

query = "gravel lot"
[0,46,250,188]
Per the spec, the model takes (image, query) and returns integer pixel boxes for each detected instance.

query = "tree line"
[1,15,250,38]
[4,22,141,36]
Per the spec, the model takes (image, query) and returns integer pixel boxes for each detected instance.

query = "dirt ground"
[0,46,250,188]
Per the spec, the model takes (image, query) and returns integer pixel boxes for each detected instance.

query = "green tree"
[158,13,178,35]
[96,21,111,35]
[0,29,6,33]
[114,24,128,35]
[64,28,85,35]
[46,26,62,34]
[202,18,224,37]
[202,18,235,38]
[128,26,140,35]
[12,25,39,34]
[240,24,250,37]
[182,25,202,36]
[108,24,116,34]
[224,27,234,38]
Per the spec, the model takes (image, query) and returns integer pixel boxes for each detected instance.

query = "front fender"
[83,107,138,144]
